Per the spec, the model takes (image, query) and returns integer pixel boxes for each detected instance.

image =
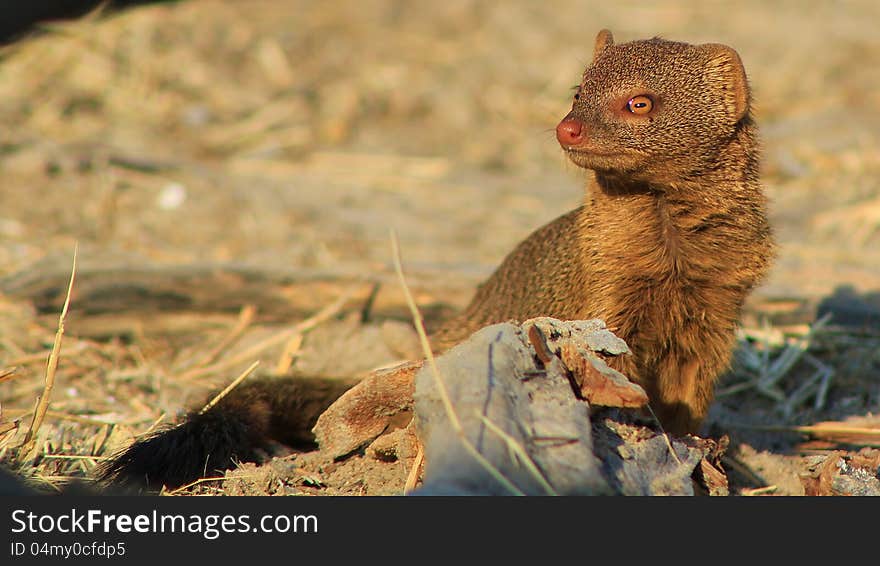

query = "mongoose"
[100,30,773,491]
[431,29,773,432]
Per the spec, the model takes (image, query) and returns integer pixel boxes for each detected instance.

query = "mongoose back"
[100,30,773,491]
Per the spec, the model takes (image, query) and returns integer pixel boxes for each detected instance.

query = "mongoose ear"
[700,44,750,122]
[593,29,614,62]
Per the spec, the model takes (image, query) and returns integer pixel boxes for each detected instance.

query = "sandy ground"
[0,0,878,495]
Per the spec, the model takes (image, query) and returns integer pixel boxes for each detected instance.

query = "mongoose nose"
[556,118,585,146]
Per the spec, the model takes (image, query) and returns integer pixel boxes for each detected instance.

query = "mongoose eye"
[626,95,653,115]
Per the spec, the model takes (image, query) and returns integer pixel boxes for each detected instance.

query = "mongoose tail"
[98,376,357,491]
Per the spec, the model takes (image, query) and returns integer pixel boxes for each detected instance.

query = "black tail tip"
[97,410,266,493]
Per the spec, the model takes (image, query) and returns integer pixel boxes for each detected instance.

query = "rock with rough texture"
[315,316,723,496]
[414,318,639,495]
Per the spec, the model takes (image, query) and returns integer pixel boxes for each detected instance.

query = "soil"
[0,0,878,496]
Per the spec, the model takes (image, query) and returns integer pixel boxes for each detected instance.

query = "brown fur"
[100,30,773,489]
[434,30,773,433]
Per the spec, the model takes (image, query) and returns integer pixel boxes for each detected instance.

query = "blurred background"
[0,1,878,493]
[1,0,878,292]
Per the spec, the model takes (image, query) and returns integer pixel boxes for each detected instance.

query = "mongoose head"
[556,30,751,185]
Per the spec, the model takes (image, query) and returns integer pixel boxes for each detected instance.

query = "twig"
[18,243,77,455]
[476,413,556,495]
[726,422,880,444]
[717,455,765,489]
[404,445,424,495]
[40,454,111,462]
[715,380,759,398]
[791,424,880,439]
[0,367,18,384]
[142,412,167,435]
[4,343,89,368]
[390,228,529,496]
[195,304,257,367]
[162,475,229,496]
[177,286,360,381]
[0,419,20,439]
[274,333,303,374]
[731,314,835,412]
[199,361,260,415]
[741,484,778,496]
[645,405,684,466]
[31,475,88,486]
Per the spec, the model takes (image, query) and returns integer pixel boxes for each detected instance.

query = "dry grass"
[719,315,880,435]
[723,315,835,416]
[391,229,556,496]
[16,244,77,459]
